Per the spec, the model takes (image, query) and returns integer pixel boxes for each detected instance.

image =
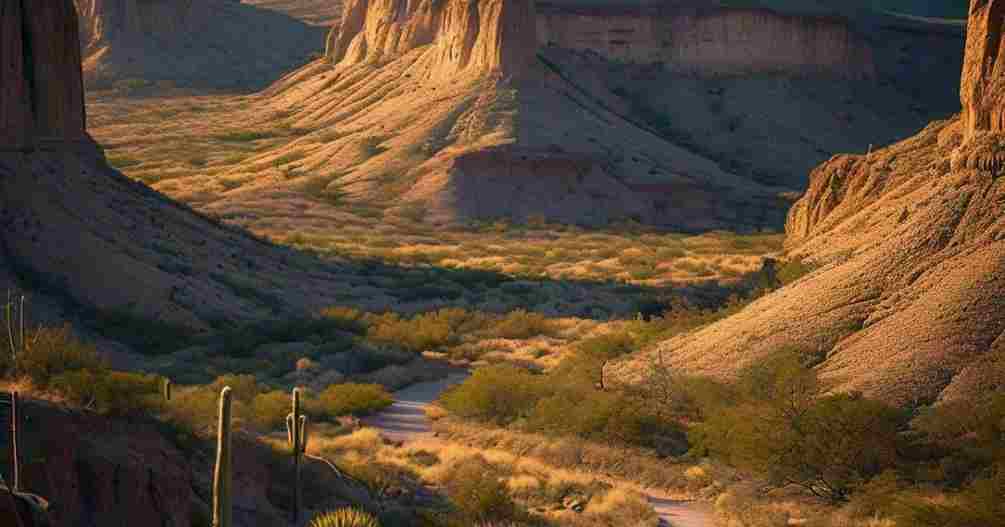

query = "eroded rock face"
[0,0,88,149]
[327,0,537,79]
[612,1,1005,406]
[537,5,875,78]
[961,0,1005,139]
[75,0,209,50]
[19,402,194,527]
[0,0,31,149]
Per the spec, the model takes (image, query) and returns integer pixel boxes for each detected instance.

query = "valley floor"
[364,373,716,526]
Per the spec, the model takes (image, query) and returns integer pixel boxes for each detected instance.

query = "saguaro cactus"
[287,388,310,525]
[213,387,233,527]
[10,391,20,492]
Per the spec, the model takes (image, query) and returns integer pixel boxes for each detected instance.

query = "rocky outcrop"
[613,0,1005,406]
[327,0,537,79]
[74,0,210,51]
[327,0,872,79]
[537,4,875,78]
[1,0,88,150]
[960,0,1005,140]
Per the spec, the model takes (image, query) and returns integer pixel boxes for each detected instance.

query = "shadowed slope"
[74,0,326,90]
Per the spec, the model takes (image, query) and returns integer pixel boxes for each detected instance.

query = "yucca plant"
[308,508,380,527]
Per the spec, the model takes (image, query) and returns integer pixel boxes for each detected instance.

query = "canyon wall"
[1,0,88,150]
[536,4,875,78]
[74,0,210,51]
[326,0,536,79]
[960,0,1005,140]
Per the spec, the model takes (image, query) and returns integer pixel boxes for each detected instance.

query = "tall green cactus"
[213,387,233,527]
[287,388,310,525]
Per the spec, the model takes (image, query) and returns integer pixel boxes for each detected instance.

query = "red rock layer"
[536,6,875,79]
[327,0,537,79]
[961,0,1005,139]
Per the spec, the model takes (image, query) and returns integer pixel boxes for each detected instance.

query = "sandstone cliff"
[614,0,1005,406]
[327,0,538,80]
[960,0,1005,139]
[536,3,876,79]
[0,0,351,333]
[75,0,210,52]
[1,0,88,149]
[72,0,325,89]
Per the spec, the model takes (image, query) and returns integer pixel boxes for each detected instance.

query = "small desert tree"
[692,349,904,502]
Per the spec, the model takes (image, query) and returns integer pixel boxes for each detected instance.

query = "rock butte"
[535,2,875,79]
[614,0,1005,406]
[327,0,874,79]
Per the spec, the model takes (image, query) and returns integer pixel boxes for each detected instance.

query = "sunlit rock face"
[961,0,1005,140]
[326,0,538,80]
[535,3,875,79]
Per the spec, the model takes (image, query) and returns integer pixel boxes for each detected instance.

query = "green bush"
[50,369,161,415]
[16,325,106,386]
[365,311,454,353]
[441,364,541,425]
[487,310,555,340]
[208,374,260,402]
[442,456,517,522]
[690,348,908,502]
[312,383,393,419]
[893,464,1005,527]
[252,390,291,430]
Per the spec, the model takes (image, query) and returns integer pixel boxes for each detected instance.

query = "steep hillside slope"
[614,0,1005,407]
[0,0,355,334]
[74,0,326,90]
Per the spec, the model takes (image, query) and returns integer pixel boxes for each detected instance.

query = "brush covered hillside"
[74,0,328,90]
[614,0,1005,408]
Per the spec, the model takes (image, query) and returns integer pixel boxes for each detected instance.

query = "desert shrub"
[693,389,904,502]
[312,383,393,419]
[776,258,817,286]
[16,325,106,386]
[208,374,260,402]
[251,390,291,430]
[893,464,1005,527]
[633,360,736,422]
[911,392,1005,484]
[442,456,517,522]
[527,389,679,448]
[320,306,368,334]
[486,310,555,340]
[441,364,542,424]
[572,331,636,388]
[165,386,250,434]
[340,459,417,498]
[50,369,161,415]
[365,311,453,352]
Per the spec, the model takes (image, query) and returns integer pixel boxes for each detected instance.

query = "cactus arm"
[292,387,303,525]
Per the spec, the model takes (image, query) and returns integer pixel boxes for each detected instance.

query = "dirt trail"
[364,373,715,527]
